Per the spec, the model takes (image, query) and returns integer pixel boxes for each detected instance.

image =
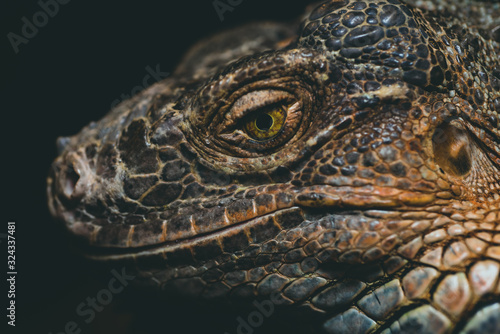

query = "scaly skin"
[47,1,500,333]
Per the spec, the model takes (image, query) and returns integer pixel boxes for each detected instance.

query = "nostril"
[56,151,93,204]
[63,166,81,199]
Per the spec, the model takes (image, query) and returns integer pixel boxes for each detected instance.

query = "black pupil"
[256,113,273,131]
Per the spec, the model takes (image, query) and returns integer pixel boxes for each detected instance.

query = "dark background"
[1,0,308,333]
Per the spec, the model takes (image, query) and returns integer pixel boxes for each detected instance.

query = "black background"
[1,0,308,333]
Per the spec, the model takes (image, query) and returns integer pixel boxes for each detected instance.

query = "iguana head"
[48,0,499,313]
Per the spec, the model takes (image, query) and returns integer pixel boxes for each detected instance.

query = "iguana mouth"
[81,208,298,260]
[49,167,438,252]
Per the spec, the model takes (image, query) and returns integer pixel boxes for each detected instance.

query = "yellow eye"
[244,105,287,140]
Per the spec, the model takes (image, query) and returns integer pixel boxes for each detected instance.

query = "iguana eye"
[432,121,472,177]
[215,89,306,155]
[243,104,287,140]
